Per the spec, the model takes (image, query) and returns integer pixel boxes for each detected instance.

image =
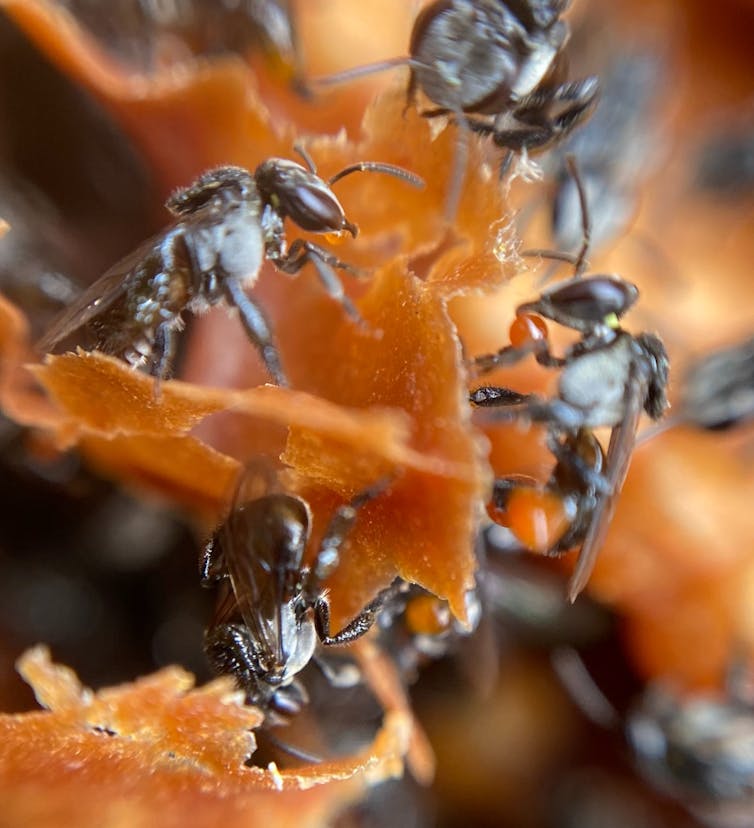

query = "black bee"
[660,336,754,438]
[37,152,423,387]
[555,648,754,825]
[628,671,754,818]
[548,49,665,254]
[471,273,669,600]
[201,468,397,721]
[470,156,668,599]
[315,0,598,215]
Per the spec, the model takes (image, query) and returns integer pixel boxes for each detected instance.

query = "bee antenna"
[519,156,593,274]
[293,143,317,174]
[329,162,424,189]
[309,56,416,89]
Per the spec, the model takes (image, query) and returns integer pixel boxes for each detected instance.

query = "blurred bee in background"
[628,666,754,826]
[58,0,307,90]
[547,48,667,256]
[555,647,754,828]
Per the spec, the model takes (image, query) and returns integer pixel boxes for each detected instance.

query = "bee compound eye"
[284,181,348,233]
[546,276,639,322]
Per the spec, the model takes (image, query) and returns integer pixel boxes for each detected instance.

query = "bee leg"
[199,536,227,587]
[308,479,392,588]
[472,391,587,432]
[445,108,470,222]
[204,623,267,704]
[150,323,178,401]
[471,339,561,375]
[314,579,404,646]
[484,77,600,154]
[546,430,611,495]
[222,276,288,386]
[469,386,533,408]
[471,345,527,376]
[278,239,364,325]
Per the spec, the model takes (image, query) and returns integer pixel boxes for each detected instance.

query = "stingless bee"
[470,161,669,600]
[314,0,598,216]
[38,150,423,387]
[201,468,399,721]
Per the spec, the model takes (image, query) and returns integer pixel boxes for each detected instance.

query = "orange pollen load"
[405,593,452,637]
[505,486,571,554]
[509,312,549,349]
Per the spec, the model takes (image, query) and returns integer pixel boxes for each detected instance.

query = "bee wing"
[567,365,645,602]
[36,232,168,354]
[209,462,311,667]
[219,498,282,661]
[211,581,241,626]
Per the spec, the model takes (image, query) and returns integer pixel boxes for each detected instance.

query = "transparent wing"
[36,231,169,354]
[216,467,310,668]
[567,365,645,602]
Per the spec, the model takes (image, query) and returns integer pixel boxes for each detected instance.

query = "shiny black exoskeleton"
[38,153,422,387]
[316,1,598,214]
[471,274,669,600]
[201,471,395,720]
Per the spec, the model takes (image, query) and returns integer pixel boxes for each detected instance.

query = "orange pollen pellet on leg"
[509,312,549,349]
[506,486,571,554]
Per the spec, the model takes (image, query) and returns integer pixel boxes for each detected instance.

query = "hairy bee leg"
[314,580,403,646]
[469,77,599,155]
[204,622,266,698]
[222,276,288,387]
